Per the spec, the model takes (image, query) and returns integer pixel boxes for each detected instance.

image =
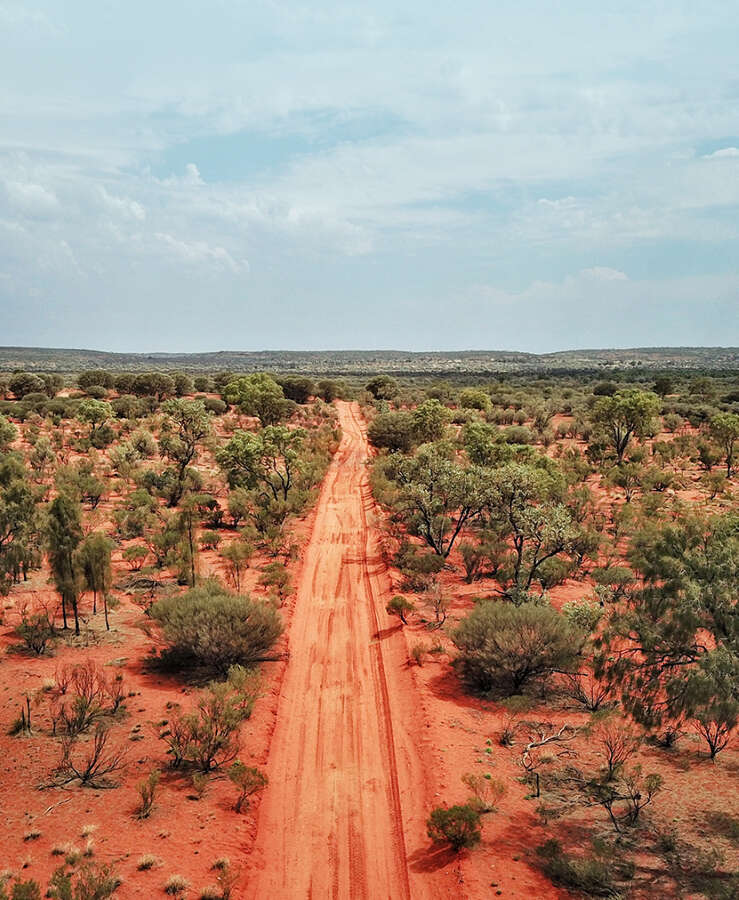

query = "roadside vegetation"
[364,370,738,897]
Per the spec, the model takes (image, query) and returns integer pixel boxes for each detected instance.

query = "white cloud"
[580,267,629,281]
[703,147,739,159]
[153,232,247,273]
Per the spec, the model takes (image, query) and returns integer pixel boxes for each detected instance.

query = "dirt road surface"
[246,401,444,899]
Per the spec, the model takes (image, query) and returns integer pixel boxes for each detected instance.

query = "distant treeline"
[0,345,736,376]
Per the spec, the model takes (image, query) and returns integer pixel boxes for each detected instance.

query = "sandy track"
[247,402,439,899]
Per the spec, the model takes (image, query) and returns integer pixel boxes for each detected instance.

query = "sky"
[0,0,738,353]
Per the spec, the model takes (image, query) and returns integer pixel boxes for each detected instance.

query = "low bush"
[151,578,282,675]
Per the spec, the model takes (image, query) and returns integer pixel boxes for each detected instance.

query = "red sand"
[246,401,449,898]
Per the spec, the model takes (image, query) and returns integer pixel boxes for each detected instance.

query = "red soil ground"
[1,402,735,899]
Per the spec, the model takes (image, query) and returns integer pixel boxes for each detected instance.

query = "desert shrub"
[562,598,603,633]
[163,875,189,896]
[536,840,620,896]
[228,761,268,812]
[48,863,121,899]
[15,609,56,655]
[394,541,445,591]
[367,411,415,452]
[258,562,290,600]
[426,803,482,851]
[136,855,160,871]
[461,772,505,813]
[452,601,581,695]
[135,769,160,819]
[151,579,282,675]
[160,676,253,772]
[199,530,221,551]
[51,725,126,788]
[1,880,42,900]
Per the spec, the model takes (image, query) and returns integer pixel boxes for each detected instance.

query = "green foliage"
[367,411,415,452]
[158,399,210,507]
[223,373,288,426]
[150,578,282,675]
[217,426,305,502]
[228,761,268,812]
[392,444,490,557]
[536,839,622,896]
[709,412,739,477]
[426,803,482,851]
[386,595,414,624]
[562,597,603,633]
[453,600,582,695]
[591,389,661,462]
[595,513,738,730]
[47,493,84,633]
[412,399,450,443]
[160,675,255,772]
[365,375,399,400]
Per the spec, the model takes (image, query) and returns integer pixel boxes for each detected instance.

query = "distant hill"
[0,346,735,376]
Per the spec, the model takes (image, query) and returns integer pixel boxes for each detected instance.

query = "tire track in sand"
[246,402,435,899]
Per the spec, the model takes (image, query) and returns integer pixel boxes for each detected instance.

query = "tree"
[277,375,314,404]
[458,388,490,411]
[485,462,579,598]
[386,595,414,625]
[365,375,399,400]
[150,578,282,675]
[9,372,46,399]
[228,761,268,812]
[217,426,306,503]
[595,513,738,732]
[221,539,253,590]
[652,376,674,397]
[158,399,210,506]
[591,390,661,463]
[76,533,113,628]
[76,399,112,439]
[427,803,482,851]
[393,445,490,557]
[0,475,40,594]
[132,372,175,400]
[452,601,582,695]
[47,494,83,633]
[223,374,288,426]
[0,414,17,450]
[412,399,450,443]
[709,412,739,477]
[77,369,114,391]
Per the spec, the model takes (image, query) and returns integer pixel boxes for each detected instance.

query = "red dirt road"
[247,402,442,899]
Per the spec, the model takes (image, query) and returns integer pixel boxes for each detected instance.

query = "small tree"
[386,595,414,625]
[228,761,268,812]
[52,726,126,788]
[223,374,288,426]
[158,399,210,507]
[709,412,739,477]
[427,803,482,851]
[76,532,113,627]
[591,390,661,463]
[47,494,84,633]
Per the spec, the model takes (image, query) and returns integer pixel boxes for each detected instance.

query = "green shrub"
[151,579,282,675]
[452,600,581,695]
[426,803,482,851]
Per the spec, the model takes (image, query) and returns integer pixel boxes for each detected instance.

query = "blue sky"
[0,0,737,352]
